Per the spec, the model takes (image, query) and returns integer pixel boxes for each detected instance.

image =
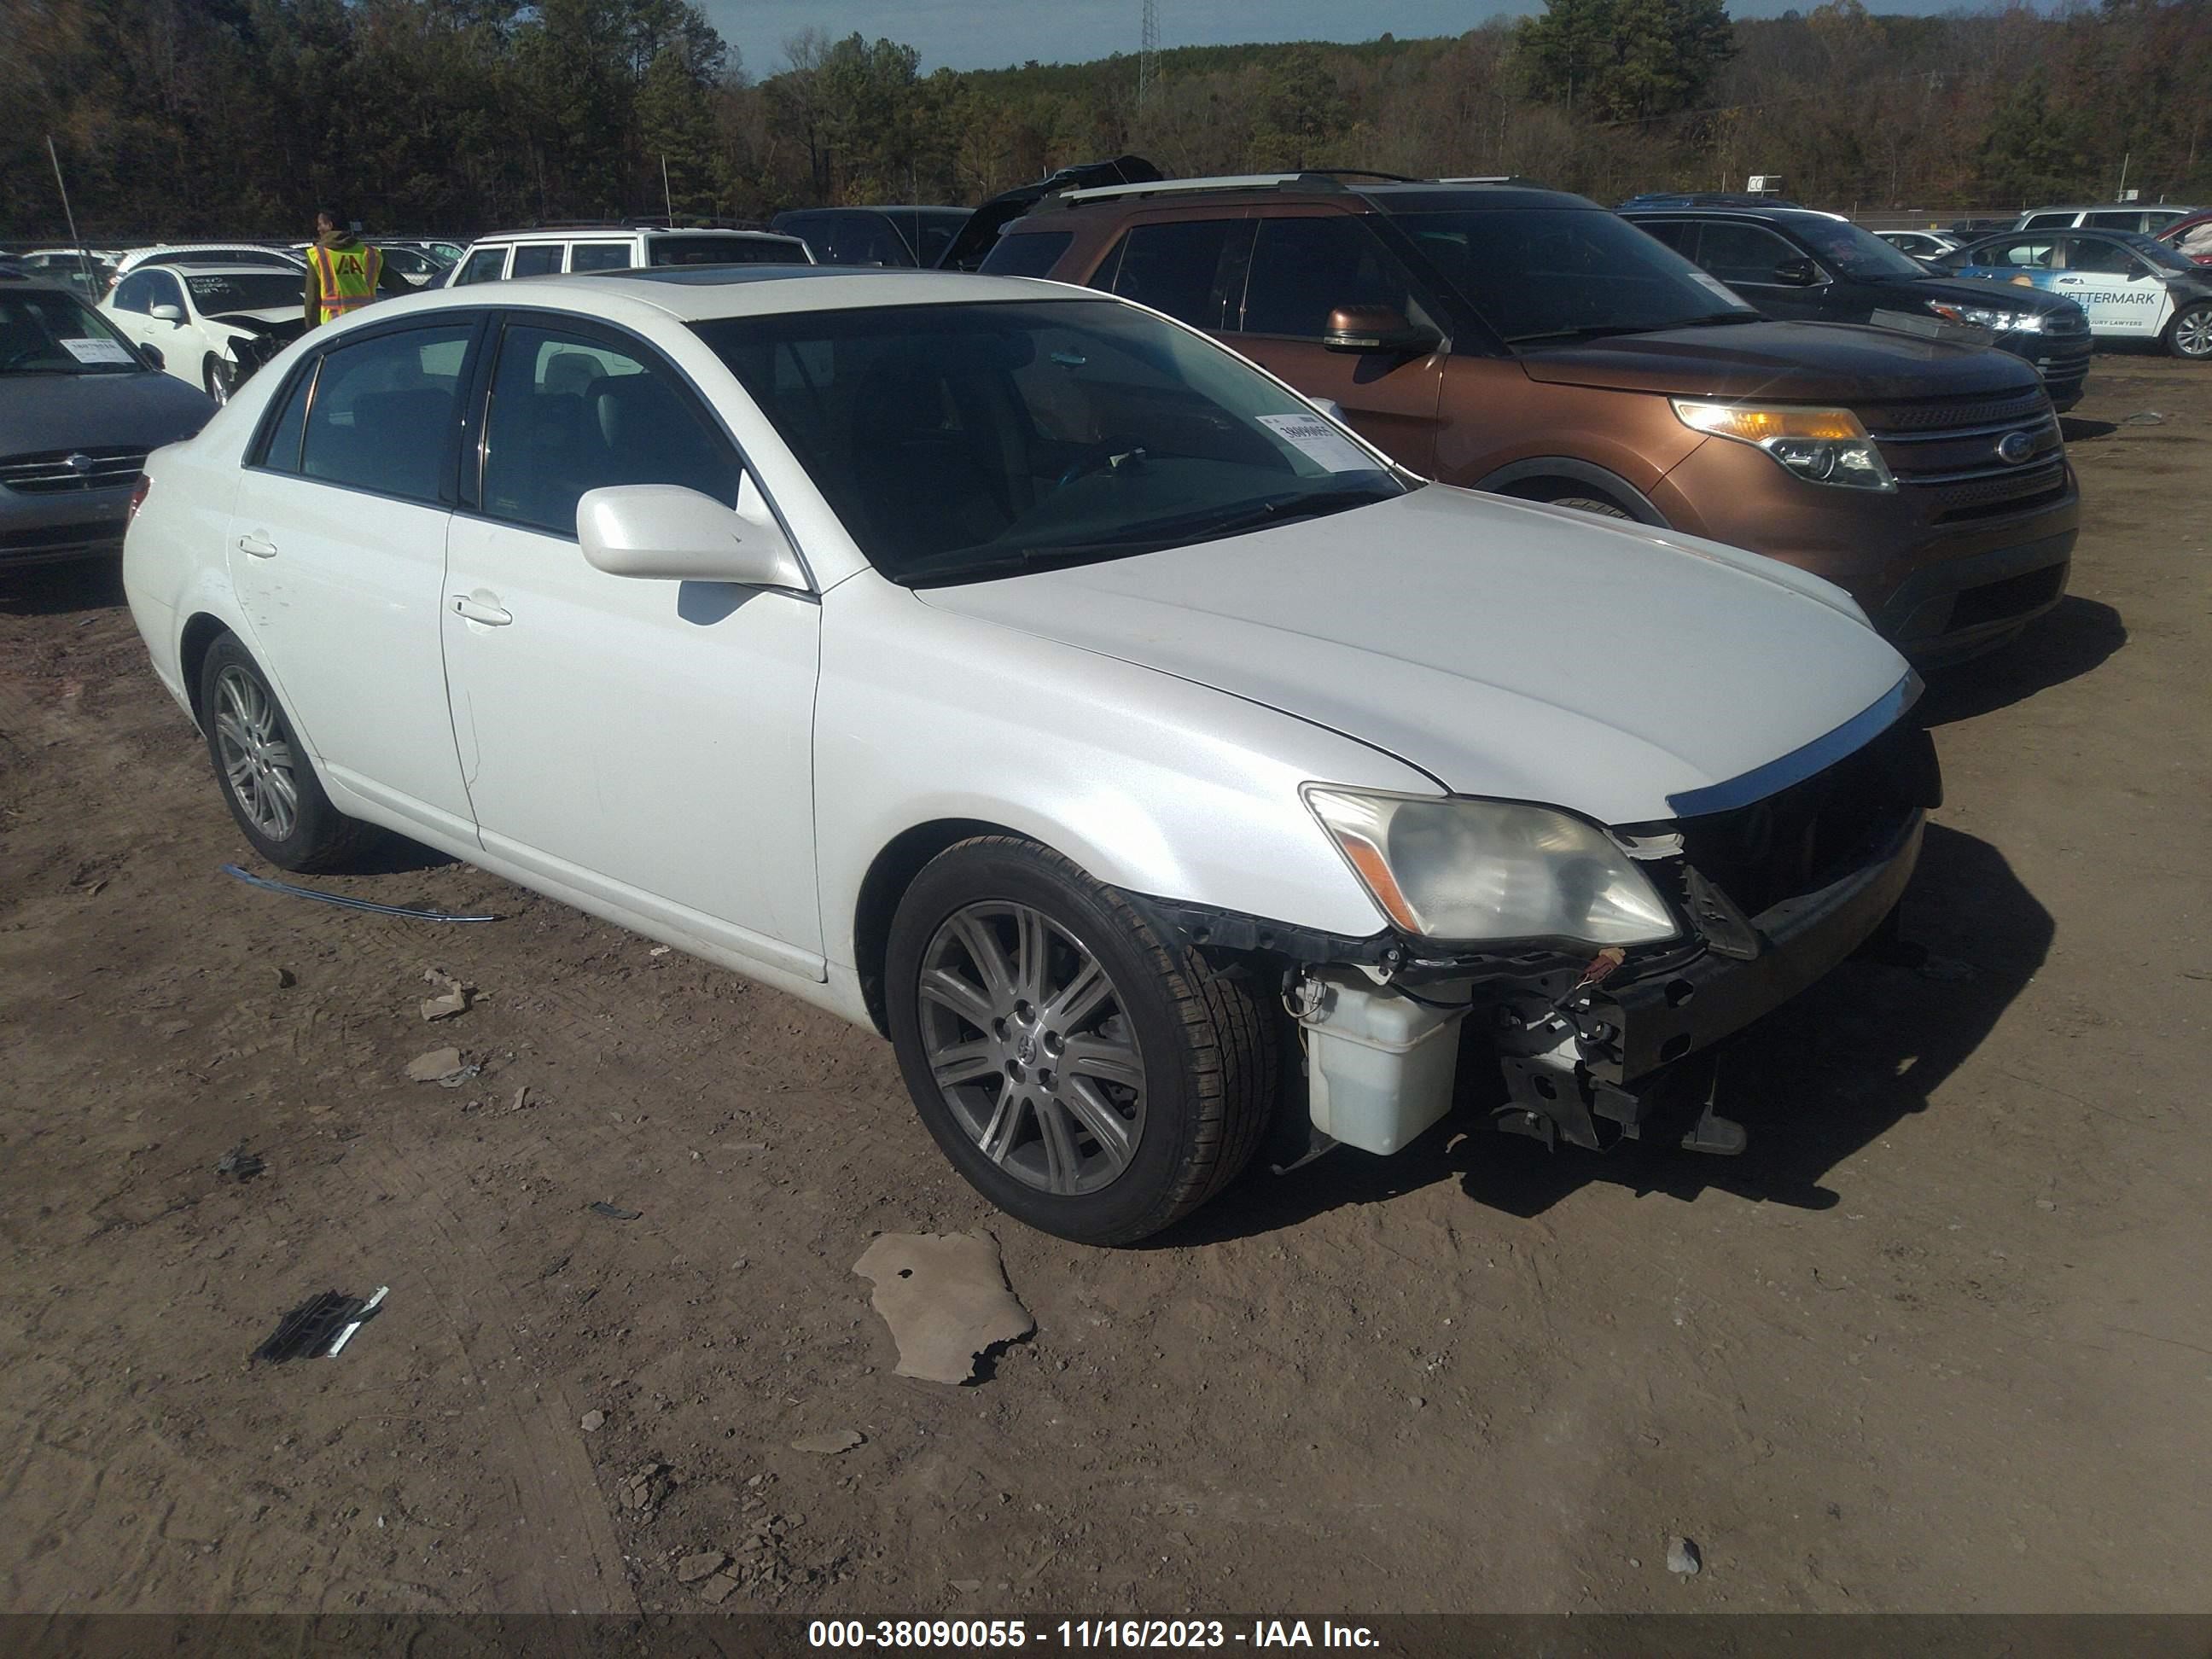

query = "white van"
[445,225,812,285]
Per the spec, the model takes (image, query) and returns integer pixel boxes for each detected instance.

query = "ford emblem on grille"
[1995,431,2037,465]
[65,452,94,474]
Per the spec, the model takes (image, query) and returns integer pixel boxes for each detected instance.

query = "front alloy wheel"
[886,836,1275,1245]
[917,900,1147,1196]
[2168,303,2212,360]
[204,355,237,405]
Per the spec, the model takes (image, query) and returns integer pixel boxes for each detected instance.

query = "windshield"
[1385,208,1756,343]
[695,299,1406,585]
[0,288,146,375]
[2119,233,2197,275]
[1790,218,1931,281]
[649,235,806,267]
[183,272,302,312]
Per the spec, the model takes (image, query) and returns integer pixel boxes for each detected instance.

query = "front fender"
[813,580,1436,969]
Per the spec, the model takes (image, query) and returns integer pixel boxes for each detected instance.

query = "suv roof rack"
[1054,170,1557,207]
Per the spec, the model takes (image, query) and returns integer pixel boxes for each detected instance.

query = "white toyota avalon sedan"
[122,268,1937,1243]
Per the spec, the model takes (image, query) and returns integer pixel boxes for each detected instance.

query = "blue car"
[1936,228,2212,359]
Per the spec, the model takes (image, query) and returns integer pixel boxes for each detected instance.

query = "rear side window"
[570,242,632,272]
[649,235,804,266]
[2081,210,2139,230]
[299,323,474,504]
[256,362,317,473]
[1097,219,1250,329]
[479,323,739,535]
[978,230,1074,281]
[454,246,509,284]
[2022,212,2075,230]
[1238,216,1415,338]
[511,244,564,277]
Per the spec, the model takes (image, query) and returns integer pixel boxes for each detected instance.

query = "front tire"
[885,836,1275,1245]
[2165,303,2212,360]
[198,633,375,872]
[202,355,236,405]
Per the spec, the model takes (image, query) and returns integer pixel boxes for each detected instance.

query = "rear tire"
[197,633,376,872]
[885,835,1275,1245]
[1540,492,1634,520]
[2165,303,2212,360]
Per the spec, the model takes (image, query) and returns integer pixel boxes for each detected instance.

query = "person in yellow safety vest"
[302,206,405,329]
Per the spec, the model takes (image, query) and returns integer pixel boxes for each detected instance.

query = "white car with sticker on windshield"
[122,268,1939,1243]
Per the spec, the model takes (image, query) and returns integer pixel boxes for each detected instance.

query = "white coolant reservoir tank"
[1298,969,1467,1155]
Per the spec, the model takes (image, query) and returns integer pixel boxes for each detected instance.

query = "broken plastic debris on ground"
[251,1286,387,1363]
[853,1231,1033,1385]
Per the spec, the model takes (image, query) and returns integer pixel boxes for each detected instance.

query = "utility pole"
[1138,0,1160,109]
[662,154,675,222]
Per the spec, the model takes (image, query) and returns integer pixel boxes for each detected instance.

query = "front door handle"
[236,532,277,558]
[451,594,513,626]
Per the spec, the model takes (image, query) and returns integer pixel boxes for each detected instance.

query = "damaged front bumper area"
[1129,719,1936,1162]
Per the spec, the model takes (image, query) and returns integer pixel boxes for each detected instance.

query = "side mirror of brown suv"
[1323,305,1440,355]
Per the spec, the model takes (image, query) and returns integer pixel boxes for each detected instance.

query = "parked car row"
[8,173,2192,1243]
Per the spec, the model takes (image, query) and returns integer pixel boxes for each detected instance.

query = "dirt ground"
[3,353,2209,1622]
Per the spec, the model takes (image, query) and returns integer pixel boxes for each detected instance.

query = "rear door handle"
[236,532,277,558]
[451,594,513,626]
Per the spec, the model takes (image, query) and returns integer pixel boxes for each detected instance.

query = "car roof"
[469,227,802,244]
[1620,203,1850,225]
[315,267,1081,329]
[164,264,305,282]
[1023,176,1599,221]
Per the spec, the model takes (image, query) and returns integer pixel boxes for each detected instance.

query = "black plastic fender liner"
[1473,457,1671,525]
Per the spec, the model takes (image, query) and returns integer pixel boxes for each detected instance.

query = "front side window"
[480,323,738,535]
[300,323,474,503]
[1388,207,1755,343]
[1237,215,1419,338]
[454,247,509,285]
[511,244,564,277]
[569,242,632,272]
[1096,218,1250,331]
[1692,221,1807,285]
[112,272,156,315]
[696,298,1405,585]
[2064,236,2144,276]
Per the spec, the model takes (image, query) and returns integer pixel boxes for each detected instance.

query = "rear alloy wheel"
[198,633,376,872]
[1540,492,1634,521]
[886,836,1275,1245]
[203,355,236,405]
[2166,303,2212,360]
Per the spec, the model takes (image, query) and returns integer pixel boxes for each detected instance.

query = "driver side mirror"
[150,303,185,323]
[579,481,808,590]
[138,344,165,373]
[1323,305,1441,355]
[1772,257,1823,288]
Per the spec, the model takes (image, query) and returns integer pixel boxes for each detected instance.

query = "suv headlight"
[1927,300,2043,334]
[1303,787,1679,946]
[1672,399,1896,491]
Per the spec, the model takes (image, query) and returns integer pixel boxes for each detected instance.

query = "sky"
[701,0,1978,79]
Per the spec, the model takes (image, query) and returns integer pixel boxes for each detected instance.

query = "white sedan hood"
[914,485,1912,825]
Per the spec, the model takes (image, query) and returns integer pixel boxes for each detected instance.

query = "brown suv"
[982,177,2080,665]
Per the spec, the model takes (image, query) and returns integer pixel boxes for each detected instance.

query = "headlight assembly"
[1302,787,1679,947]
[1672,399,1896,491]
[1926,300,2045,334]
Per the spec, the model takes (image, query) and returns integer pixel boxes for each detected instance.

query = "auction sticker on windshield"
[61,337,136,365]
[1256,413,1377,473]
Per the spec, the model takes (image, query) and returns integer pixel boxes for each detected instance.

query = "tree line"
[3,0,2207,242]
